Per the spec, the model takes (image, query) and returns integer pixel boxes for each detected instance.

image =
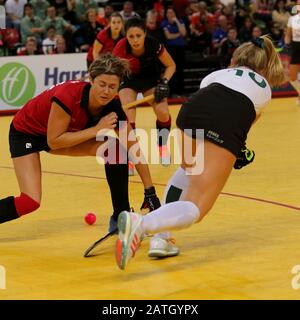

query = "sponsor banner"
[0,53,88,111]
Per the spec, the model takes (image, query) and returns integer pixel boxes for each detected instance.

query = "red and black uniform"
[87,27,123,67]
[113,36,165,92]
[2,80,130,226]
[113,36,171,148]
[10,81,127,158]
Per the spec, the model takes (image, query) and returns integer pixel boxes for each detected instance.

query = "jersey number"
[235,69,267,88]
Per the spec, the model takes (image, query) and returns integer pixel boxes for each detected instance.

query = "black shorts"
[290,41,300,65]
[9,123,50,158]
[176,83,256,157]
[119,76,159,92]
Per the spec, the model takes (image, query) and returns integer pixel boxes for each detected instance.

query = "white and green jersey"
[200,67,272,110]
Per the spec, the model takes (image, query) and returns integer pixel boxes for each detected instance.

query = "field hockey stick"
[83,229,117,257]
[123,94,154,109]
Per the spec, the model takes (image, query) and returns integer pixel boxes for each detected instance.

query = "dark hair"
[273,0,287,11]
[24,3,33,10]
[125,17,146,33]
[46,25,56,32]
[89,53,131,81]
[105,1,114,8]
[165,6,179,19]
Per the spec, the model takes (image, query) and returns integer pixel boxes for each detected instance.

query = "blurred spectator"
[222,4,235,27]
[18,36,43,55]
[190,1,214,54]
[65,0,81,26]
[191,2,215,32]
[252,0,273,30]
[161,6,187,96]
[5,0,27,29]
[145,9,165,43]
[212,14,228,52]
[53,34,68,53]
[0,27,21,55]
[153,0,165,23]
[219,27,240,67]
[252,25,263,38]
[30,0,50,21]
[119,1,140,21]
[20,3,44,44]
[172,0,190,19]
[97,3,114,26]
[238,15,254,43]
[75,0,98,23]
[53,0,68,17]
[269,21,284,44]
[252,0,274,14]
[185,1,199,21]
[74,8,103,52]
[42,25,57,54]
[234,5,249,30]
[272,0,291,33]
[209,0,224,19]
[235,0,252,7]
[44,6,76,35]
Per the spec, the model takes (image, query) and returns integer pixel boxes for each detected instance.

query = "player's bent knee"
[14,193,40,216]
[155,108,170,121]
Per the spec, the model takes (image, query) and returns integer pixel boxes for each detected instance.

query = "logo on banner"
[0,62,36,107]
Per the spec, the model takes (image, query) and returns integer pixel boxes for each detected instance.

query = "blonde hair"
[89,53,131,81]
[231,35,286,87]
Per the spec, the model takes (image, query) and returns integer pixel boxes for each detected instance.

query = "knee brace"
[14,193,40,216]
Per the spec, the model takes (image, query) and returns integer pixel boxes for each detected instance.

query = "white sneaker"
[148,237,180,258]
[115,211,144,270]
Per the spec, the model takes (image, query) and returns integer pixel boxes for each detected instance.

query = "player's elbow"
[47,137,60,150]
[166,61,176,73]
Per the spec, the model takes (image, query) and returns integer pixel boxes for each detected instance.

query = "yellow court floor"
[0,98,300,300]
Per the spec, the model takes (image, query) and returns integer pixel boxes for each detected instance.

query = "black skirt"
[9,123,50,158]
[290,41,300,65]
[176,83,256,157]
[119,75,159,92]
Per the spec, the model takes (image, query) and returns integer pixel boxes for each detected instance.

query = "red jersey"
[13,81,126,136]
[87,27,123,62]
[153,1,164,22]
[113,36,165,78]
[191,12,215,34]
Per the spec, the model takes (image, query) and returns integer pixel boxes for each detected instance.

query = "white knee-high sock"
[155,167,189,240]
[142,201,200,235]
[162,167,189,203]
